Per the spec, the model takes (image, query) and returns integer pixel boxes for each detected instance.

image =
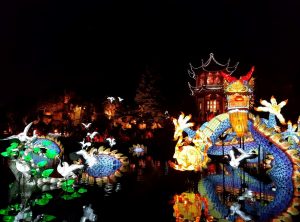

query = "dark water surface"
[0,157,195,222]
[0,135,299,222]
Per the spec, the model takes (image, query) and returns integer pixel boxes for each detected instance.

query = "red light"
[235,95,244,101]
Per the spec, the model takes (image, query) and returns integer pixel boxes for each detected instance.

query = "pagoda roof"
[188,53,239,80]
[188,82,224,96]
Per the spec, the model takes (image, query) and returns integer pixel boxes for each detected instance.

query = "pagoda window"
[207,72,214,85]
[197,76,201,86]
[197,73,205,87]
[207,99,217,113]
[214,72,221,85]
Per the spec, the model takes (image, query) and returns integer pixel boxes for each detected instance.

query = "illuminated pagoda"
[188,53,238,122]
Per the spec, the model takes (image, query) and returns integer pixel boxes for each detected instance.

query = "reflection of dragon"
[173,192,213,222]
[173,66,300,221]
[197,114,300,221]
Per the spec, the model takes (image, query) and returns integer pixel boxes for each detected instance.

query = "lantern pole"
[242,136,246,192]
[258,144,262,201]
[219,132,227,204]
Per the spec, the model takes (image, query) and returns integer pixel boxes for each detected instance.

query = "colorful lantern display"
[171,113,211,171]
[254,96,287,127]
[173,192,213,222]
[138,121,147,130]
[77,147,129,186]
[228,110,248,137]
[129,144,147,157]
[221,66,255,137]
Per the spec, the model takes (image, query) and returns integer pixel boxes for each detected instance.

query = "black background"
[0,0,299,121]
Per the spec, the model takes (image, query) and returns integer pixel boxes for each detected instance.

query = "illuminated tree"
[134,67,163,118]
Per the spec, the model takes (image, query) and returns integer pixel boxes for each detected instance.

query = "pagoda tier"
[187,53,238,123]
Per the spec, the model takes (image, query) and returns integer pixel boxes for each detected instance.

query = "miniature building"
[188,53,238,122]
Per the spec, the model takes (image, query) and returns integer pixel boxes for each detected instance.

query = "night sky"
[0,0,299,121]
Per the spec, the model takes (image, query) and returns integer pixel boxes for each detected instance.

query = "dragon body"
[173,67,300,221]
[197,113,300,221]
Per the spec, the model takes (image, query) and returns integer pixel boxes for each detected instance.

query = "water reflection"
[80,204,97,222]
[172,192,213,222]
[1,154,300,221]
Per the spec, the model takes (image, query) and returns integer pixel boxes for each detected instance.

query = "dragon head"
[221,66,255,137]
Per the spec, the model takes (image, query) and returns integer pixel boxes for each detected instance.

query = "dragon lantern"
[172,59,300,220]
[170,113,212,171]
[221,66,255,137]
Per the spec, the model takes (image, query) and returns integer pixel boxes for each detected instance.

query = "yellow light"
[138,122,147,129]
[173,192,212,222]
[229,111,248,137]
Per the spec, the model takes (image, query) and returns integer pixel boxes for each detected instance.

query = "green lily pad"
[9,203,21,211]
[33,147,41,153]
[0,208,8,215]
[42,169,54,178]
[71,192,81,198]
[1,152,9,157]
[37,160,47,168]
[31,169,37,175]
[9,142,19,149]
[43,193,53,200]
[61,194,74,200]
[24,154,32,162]
[3,215,14,222]
[66,179,75,186]
[62,186,75,193]
[42,215,56,221]
[78,188,88,193]
[42,140,52,146]
[35,198,50,206]
[45,149,58,159]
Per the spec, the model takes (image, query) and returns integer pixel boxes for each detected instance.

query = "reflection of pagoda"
[188,53,238,122]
